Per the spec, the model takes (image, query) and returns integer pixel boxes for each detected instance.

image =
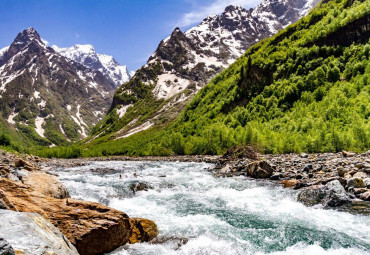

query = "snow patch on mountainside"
[154,73,191,99]
[115,121,154,140]
[116,104,132,118]
[53,44,132,87]
[35,117,45,138]
[7,112,18,125]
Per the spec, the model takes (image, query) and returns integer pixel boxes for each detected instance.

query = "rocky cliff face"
[0,27,116,145]
[96,0,320,140]
[53,44,132,87]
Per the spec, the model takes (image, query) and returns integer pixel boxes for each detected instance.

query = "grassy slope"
[36,0,370,158]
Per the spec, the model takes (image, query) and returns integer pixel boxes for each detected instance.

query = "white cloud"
[178,0,260,27]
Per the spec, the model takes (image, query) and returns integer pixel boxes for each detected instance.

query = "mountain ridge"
[0,27,116,147]
[92,0,320,141]
[52,44,132,88]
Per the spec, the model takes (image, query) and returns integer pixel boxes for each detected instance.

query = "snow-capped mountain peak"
[105,0,320,140]
[53,44,131,87]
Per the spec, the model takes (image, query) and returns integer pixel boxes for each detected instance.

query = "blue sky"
[0,0,259,71]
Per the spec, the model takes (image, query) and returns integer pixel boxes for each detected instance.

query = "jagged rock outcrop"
[94,0,320,140]
[0,27,116,144]
[0,210,79,255]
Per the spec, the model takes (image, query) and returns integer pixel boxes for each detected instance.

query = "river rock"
[0,209,79,255]
[359,191,370,201]
[245,161,273,178]
[347,177,366,190]
[297,180,351,207]
[337,168,349,177]
[342,151,356,157]
[130,181,153,194]
[281,179,301,188]
[129,218,159,244]
[0,238,15,255]
[22,172,70,199]
[0,178,133,255]
[353,172,368,179]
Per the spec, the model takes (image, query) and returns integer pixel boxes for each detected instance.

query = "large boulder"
[297,180,351,207]
[0,178,135,255]
[22,172,70,199]
[245,161,274,178]
[0,210,79,255]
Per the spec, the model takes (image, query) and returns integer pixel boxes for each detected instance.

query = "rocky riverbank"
[0,151,158,255]
[213,147,370,214]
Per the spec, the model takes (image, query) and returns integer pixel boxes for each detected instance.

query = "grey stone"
[0,238,15,255]
[297,180,351,207]
[0,210,79,255]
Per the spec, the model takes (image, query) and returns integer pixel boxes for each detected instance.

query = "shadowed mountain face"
[0,27,116,146]
[93,0,319,141]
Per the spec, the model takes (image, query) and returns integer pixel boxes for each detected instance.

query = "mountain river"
[52,161,370,255]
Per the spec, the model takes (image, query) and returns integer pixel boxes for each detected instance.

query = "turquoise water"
[53,161,370,255]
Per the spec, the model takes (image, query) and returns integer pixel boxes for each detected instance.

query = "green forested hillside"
[37,0,370,157]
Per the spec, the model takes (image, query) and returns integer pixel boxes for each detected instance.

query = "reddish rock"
[281,179,301,188]
[0,178,158,255]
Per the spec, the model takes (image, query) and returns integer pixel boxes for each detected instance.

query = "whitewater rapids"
[52,161,370,255]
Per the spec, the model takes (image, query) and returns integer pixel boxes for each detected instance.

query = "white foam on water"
[53,161,370,255]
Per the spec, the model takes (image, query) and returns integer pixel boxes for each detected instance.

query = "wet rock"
[0,210,79,255]
[130,181,153,194]
[129,218,159,244]
[0,237,15,255]
[245,161,274,178]
[297,180,351,207]
[90,167,117,174]
[22,172,70,199]
[347,177,366,190]
[150,236,189,250]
